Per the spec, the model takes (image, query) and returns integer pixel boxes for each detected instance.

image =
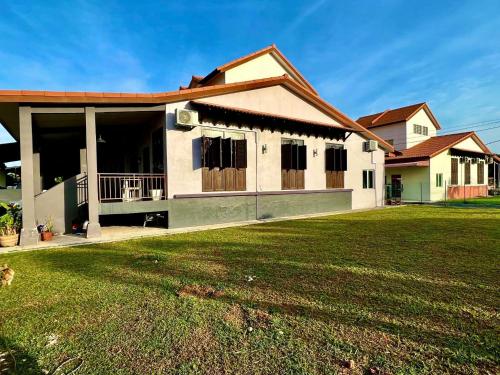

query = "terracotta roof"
[198,44,319,95]
[386,132,492,163]
[357,102,441,130]
[190,100,357,132]
[0,75,394,152]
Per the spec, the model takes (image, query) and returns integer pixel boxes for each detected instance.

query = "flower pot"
[0,234,19,247]
[150,189,163,201]
[41,231,53,241]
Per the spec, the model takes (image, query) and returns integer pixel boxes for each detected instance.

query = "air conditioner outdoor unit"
[363,140,378,152]
[175,108,199,129]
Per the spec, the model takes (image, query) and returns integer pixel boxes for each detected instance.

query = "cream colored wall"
[452,137,484,153]
[386,166,430,202]
[196,85,341,125]
[368,122,406,151]
[405,108,437,149]
[224,53,297,85]
[165,101,385,208]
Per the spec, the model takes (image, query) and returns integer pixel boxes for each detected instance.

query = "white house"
[357,103,496,202]
[0,45,393,245]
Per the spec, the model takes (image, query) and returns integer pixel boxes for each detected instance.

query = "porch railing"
[98,173,167,202]
[77,174,88,206]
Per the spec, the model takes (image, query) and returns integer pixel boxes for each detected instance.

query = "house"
[0,44,393,246]
[357,103,496,202]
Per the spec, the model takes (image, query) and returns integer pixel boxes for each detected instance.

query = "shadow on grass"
[22,214,500,368]
[0,336,41,375]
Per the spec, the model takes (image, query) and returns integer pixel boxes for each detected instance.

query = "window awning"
[450,148,489,159]
[385,160,429,168]
[189,100,357,141]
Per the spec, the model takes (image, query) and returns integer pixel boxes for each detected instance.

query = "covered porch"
[0,103,168,245]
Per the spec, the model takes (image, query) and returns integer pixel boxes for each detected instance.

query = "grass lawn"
[1,206,499,374]
[444,195,500,206]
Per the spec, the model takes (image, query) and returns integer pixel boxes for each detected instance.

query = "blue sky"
[1,0,500,152]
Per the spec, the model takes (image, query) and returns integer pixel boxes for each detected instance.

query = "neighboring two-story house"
[357,103,496,202]
[0,45,393,246]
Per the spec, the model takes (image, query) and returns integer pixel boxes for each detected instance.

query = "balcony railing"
[98,173,167,202]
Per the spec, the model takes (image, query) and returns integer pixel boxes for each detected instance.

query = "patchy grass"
[0,206,499,374]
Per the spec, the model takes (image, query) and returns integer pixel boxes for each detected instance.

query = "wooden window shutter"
[281,144,292,170]
[465,162,471,184]
[221,138,233,168]
[201,136,211,168]
[291,144,299,170]
[298,145,307,170]
[234,139,247,169]
[477,162,484,184]
[451,158,458,185]
[333,148,341,171]
[209,137,222,169]
[341,149,347,171]
[325,148,334,171]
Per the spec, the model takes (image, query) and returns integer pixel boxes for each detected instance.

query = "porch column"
[19,106,38,246]
[85,107,101,238]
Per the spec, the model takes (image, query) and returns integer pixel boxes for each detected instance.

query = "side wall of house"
[164,99,385,227]
[368,122,406,151]
[386,166,430,202]
[405,108,437,149]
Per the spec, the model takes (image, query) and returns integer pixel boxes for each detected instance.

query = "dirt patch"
[223,305,272,330]
[177,285,224,299]
[224,304,246,329]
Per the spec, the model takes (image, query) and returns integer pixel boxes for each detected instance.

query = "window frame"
[362,169,375,189]
[436,173,443,187]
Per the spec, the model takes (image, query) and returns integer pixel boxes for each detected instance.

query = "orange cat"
[1,264,14,286]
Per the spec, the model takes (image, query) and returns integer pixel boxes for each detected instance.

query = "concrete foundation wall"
[99,190,352,229]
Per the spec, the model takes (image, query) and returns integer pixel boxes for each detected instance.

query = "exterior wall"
[405,108,437,150]
[34,174,84,233]
[386,166,430,202]
[368,122,406,151]
[198,85,340,125]
[224,53,297,85]
[165,96,386,216]
[452,137,484,153]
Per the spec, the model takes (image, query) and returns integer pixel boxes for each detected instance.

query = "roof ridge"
[371,109,390,124]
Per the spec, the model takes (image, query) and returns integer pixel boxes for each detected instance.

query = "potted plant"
[0,201,21,247]
[41,217,54,241]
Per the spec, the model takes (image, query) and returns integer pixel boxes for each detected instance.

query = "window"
[363,170,375,189]
[477,162,484,184]
[464,161,471,185]
[436,173,443,187]
[201,132,247,192]
[325,143,347,188]
[451,158,458,185]
[413,124,422,134]
[281,139,306,190]
[422,126,429,136]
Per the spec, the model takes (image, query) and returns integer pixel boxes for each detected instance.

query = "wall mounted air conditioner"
[363,140,378,152]
[175,108,199,129]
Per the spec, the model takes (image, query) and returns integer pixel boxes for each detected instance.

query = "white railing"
[97,173,167,202]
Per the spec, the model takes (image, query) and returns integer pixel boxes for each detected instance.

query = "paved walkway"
[0,206,398,254]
